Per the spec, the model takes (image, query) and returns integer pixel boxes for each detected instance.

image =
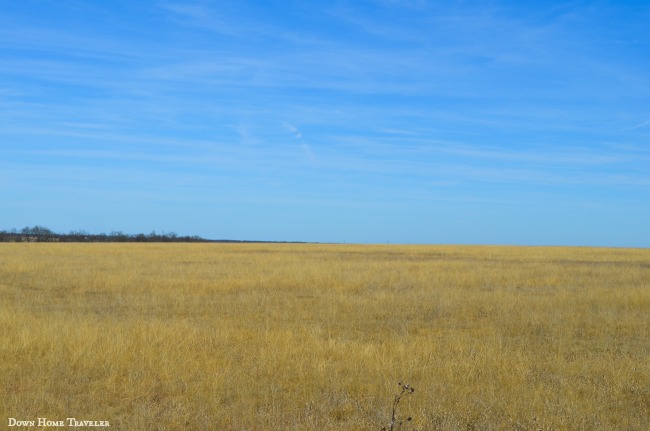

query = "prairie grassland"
[0,243,648,430]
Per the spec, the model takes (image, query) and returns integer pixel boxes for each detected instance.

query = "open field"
[1,243,649,430]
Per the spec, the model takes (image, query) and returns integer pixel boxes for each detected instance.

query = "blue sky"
[1,0,649,245]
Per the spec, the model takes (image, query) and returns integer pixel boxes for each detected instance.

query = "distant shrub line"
[0,225,307,243]
[0,225,209,243]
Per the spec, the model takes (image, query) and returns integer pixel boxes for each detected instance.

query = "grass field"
[1,243,648,430]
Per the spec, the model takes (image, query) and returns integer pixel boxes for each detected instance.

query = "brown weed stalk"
[382,382,416,431]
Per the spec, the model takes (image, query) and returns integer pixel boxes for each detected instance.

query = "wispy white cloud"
[629,119,650,130]
[283,122,318,163]
[282,122,303,140]
[160,2,259,37]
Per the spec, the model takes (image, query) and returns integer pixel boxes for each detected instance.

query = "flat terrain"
[1,244,648,430]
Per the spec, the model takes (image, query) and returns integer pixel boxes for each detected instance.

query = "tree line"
[0,226,208,243]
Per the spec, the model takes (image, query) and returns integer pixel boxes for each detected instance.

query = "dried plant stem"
[384,382,415,431]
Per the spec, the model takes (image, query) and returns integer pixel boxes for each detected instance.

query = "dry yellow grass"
[1,243,648,430]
